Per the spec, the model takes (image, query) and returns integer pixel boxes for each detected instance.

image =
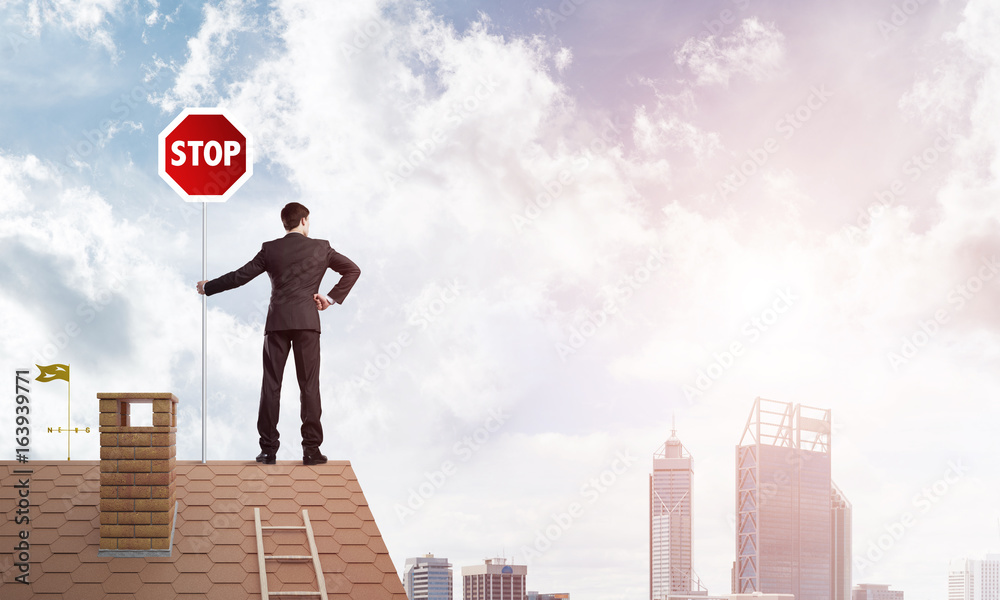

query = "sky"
[0,0,999,599]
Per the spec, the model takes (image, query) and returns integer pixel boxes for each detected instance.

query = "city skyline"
[400,555,572,600]
[391,394,980,600]
[948,555,1000,600]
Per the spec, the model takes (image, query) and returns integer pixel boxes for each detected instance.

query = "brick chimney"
[97,392,178,557]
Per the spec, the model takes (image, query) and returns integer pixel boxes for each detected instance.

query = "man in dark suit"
[196,202,360,465]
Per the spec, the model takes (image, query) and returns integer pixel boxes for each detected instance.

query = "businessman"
[197,202,360,465]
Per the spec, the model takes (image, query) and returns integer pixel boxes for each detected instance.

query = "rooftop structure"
[853,583,903,600]
[0,391,406,599]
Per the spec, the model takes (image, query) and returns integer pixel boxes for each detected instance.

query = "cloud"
[155,0,258,111]
[4,0,124,55]
[192,0,660,313]
[0,150,209,459]
[899,62,975,125]
[675,17,786,86]
[554,46,572,71]
[633,105,721,160]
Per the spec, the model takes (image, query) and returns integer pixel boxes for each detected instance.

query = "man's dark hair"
[281,202,310,231]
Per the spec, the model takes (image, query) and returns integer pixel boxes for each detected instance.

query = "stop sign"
[158,108,253,202]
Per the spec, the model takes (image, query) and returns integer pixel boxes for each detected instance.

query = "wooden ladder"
[254,507,329,600]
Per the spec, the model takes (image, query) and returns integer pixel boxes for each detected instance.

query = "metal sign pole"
[159,108,252,465]
[202,202,207,464]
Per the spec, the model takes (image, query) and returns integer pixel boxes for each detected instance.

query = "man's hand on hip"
[314,293,332,311]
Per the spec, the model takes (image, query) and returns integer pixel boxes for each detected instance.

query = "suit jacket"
[204,232,360,333]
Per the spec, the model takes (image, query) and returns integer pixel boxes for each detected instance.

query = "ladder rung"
[255,507,328,600]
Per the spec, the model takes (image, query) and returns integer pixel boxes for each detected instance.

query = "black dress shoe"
[302,452,327,466]
[256,452,276,464]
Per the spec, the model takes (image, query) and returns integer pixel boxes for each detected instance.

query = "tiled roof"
[0,460,407,599]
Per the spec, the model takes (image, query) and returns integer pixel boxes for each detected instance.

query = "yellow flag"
[36,364,70,383]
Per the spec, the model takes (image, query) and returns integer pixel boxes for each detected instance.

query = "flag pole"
[67,373,71,460]
[202,202,208,464]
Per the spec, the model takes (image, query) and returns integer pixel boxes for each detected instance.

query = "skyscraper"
[650,420,695,600]
[949,556,1000,600]
[405,553,454,600]
[831,485,853,600]
[735,397,834,600]
[462,558,526,600]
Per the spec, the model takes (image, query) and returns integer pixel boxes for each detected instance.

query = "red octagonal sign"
[158,108,253,202]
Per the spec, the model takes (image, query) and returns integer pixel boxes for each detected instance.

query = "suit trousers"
[258,329,323,454]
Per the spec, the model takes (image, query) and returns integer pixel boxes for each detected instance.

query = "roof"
[0,460,407,599]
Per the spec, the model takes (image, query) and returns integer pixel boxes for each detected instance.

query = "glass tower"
[650,420,696,600]
[405,554,454,600]
[735,398,833,600]
[831,485,852,600]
